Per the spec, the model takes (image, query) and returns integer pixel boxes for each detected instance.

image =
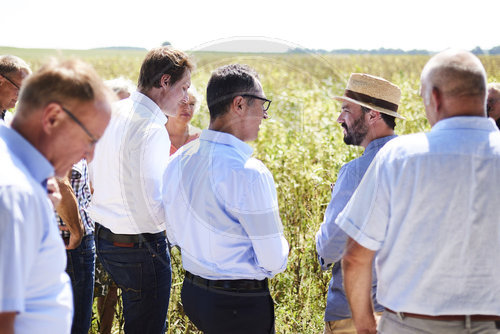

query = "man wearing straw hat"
[338,49,500,333]
[316,73,403,333]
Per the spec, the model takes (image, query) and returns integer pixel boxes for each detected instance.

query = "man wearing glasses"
[0,59,112,334]
[0,55,31,123]
[163,64,288,333]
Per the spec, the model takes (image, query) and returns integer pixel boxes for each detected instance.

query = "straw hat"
[334,73,404,119]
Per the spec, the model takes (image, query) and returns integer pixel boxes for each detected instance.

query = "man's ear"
[231,96,245,116]
[431,86,442,112]
[160,74,171,88]
[41,103,63,135]
[367,110,381,124]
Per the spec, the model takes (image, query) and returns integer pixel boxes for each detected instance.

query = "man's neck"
[361,128,395,149]
[209,115,246,142]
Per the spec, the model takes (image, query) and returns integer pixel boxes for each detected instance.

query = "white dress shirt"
[89,92,170,234]
[336,116,500,316]
[163,130,289,280]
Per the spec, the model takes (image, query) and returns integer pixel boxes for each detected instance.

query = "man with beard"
[315,73,404,333]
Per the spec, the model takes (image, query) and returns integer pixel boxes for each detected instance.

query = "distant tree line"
[288,46,500,55]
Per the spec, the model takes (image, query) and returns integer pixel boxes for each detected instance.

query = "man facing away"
[0,55,31,123]
[315,73,403,333]
[89,46,193,334]
[163,64,289,334]
[338,49,500,334]
[0,58,112,334]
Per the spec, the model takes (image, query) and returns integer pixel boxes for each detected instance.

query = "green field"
[3,47,499,334]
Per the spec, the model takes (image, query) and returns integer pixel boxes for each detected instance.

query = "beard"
[342,114,368,146]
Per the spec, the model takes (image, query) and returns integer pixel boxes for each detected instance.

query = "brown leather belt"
[185,272,268,292]
[386,308,500,321]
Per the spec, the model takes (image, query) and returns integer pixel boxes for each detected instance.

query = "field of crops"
[3,47,499,333]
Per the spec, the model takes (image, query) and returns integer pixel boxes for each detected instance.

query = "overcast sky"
[2,0,497,52]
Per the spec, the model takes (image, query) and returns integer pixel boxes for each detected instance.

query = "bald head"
[420,49,487,125]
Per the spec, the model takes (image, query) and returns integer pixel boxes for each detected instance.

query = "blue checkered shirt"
[57,159,94,236]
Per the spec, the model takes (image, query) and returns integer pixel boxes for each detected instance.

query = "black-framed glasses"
[0,73,20,90]
[242,94,272,112]
[60,105,98,145]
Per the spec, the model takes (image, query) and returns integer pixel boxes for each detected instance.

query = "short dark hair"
[138,47,194,91]
[361,105,396,129]
[206,64,259,120]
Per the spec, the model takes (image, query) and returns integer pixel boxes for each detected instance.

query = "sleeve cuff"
[336,218,381,251]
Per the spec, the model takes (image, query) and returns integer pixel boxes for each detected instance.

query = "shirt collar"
[200,129,254,158]
[431,116,498,132]
[130,91,167,124]
[364,134,398,156]
[0,125,54,185]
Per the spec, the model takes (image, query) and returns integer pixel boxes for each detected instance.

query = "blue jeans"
[96,231,171,334]
[66,234,96,334]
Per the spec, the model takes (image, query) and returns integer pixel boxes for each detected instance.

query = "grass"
[3,47,499,333]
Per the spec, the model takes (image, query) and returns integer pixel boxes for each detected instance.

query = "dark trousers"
[66,234,95,334]
[181,275,275,334]
[95,226,171,334]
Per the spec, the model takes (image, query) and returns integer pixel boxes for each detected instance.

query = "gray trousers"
[378,311,499,334]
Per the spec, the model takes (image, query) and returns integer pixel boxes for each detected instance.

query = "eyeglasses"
[1,73,20,90]
[60,105,98,145]
[242,94,272,112]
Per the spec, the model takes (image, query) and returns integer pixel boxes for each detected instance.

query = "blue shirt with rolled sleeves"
[316,135,396,321]
[163,129,289,280]
[336,117,500,315]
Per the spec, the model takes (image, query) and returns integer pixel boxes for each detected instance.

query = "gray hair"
[105,77,136,97]
[0,55,32,76]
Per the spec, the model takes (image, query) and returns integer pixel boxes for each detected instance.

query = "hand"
[66,233,82,250]
[58,225,82,250]
[354,314,377,334]
[47,177,62,207]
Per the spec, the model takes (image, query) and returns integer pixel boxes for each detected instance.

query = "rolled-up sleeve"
[229,164,289,277]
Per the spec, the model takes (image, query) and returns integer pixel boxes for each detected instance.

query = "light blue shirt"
[0,124,73,333]
[163,130,289,280]
[337,117,500,315]
[316,135,395,321]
